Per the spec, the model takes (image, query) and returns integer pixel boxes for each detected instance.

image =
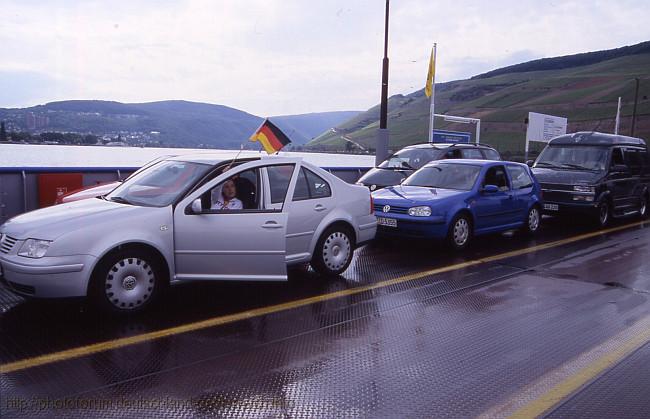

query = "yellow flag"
[425,47,436,98]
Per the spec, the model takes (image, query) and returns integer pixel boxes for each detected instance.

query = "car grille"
[374,204,409,215]
[0,235,18,254]
[540,183,575,204]
[7,280,36,295]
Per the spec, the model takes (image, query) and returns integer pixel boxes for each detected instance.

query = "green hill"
[0,100,359,149]
[307,41,650,160]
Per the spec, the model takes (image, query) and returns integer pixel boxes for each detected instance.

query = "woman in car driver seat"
[211,179,243,210]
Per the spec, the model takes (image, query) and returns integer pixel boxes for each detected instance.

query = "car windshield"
[106,160,212,207]
[534,146,608,171]
[403,163,481,190]
[379,148,439,170]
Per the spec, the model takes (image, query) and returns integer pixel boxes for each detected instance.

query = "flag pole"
[428,43,437,143]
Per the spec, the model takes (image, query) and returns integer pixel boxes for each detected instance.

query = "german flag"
[249,119,291,154]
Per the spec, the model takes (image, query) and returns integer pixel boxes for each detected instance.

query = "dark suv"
[531,132,650,226]
[357,143,501,191]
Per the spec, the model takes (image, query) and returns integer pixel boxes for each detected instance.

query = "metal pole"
[614,97,621,135]
[375,0,390,166]
[428,43,437,143]
[21,170,27,213]
[630,78,640,137]
[476,119,481,144]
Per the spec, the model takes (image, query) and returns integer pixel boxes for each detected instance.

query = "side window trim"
[292,167,332,201]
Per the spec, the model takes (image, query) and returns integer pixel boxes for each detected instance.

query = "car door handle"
[314,204,327,212]
[262,221,284,229]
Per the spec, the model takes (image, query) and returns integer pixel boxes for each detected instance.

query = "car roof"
[404,142,496,150]
[549,131,647,147]
[167,154,307,165]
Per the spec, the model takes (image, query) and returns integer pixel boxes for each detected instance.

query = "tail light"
[370,195,374,215]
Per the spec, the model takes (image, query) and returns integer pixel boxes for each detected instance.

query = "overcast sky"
[1,0,649,116]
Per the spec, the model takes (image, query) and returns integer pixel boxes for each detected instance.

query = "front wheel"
[639,194,649,219]
[522,205,541,235]
[89,249,166,315]
[311,226,354,276]
[447,214,472,250]
[596,200,611,228]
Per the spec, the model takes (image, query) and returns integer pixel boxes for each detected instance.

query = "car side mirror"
[611,164,629,173]
[188,198,203,214]
[526,160,534,167]
[482,184,499,194]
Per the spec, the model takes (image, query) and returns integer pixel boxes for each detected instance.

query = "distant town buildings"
[25,112,49,130]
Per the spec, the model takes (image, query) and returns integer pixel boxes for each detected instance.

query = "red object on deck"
[37,173,84,208]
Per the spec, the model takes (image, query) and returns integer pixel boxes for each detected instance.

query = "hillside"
[270,111,361,146]
[0,100,358,149]
[307,41,650,159]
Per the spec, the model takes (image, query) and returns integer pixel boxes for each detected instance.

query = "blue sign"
[431,129,471,143]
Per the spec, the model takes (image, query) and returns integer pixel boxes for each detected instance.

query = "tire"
[595,200,611,228]
[521,205,542,235]
[311,226,354,276]
[447,213,472,250]
[639,194,649,219]
[89,249,166,315]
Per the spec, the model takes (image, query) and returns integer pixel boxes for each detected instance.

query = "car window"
[611,148,625,167]
[483,166,510,191]
[624,148,644,175]
[293,167,331,201]
[206,168,260,211]
[403,163,481,191]
[482,149,500,160]
[461,149,484,159]
[379,148,439,169]
[266,164,295,205]
[444,149,463,159]
[507,165,534,189]
[107,160,211,207]
[535,146,608,171]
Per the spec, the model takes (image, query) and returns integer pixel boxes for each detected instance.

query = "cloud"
[1,0,649,115]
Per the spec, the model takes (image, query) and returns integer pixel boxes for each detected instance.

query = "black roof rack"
[549,132,646,147]
[406,142,496,149]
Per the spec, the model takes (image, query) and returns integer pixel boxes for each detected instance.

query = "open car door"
[173,159,298,281]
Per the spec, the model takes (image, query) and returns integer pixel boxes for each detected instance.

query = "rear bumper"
[0,254,96,298]
[357,217,378,247]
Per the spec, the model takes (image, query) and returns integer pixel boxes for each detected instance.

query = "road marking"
[1,219,648,374]
[479,315,650,418]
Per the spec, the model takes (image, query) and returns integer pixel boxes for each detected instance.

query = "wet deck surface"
[1,216,650,417]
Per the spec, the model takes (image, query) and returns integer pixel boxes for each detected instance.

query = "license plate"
[377,217,397,228]
[544,203,559,211]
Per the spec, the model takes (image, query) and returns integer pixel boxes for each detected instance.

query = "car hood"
[0,198,151,240]
[372,185,468,204]
[358,167,413,189]
[532,168,604,185]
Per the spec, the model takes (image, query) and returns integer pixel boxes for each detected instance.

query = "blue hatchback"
[372,160,543,249]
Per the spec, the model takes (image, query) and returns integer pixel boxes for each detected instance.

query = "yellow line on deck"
[509,317,650,418]
[1,220,647,375]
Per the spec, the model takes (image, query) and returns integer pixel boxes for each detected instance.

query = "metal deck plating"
[1,217,650,418]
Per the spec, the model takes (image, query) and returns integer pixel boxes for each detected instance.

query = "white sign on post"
[525,112,567,155]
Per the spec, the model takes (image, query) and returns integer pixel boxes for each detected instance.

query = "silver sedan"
[0,155,377,314]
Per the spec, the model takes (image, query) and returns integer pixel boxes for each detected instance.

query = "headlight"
[573,185,595,194]
[408,206,432,217]
[18,239,52,258]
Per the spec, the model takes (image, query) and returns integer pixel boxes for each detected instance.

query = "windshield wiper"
[108,196,133,205]
[560,163,591,170]
[535,162,563,169]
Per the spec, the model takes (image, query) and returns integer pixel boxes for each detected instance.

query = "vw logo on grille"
[382,205,391,213]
